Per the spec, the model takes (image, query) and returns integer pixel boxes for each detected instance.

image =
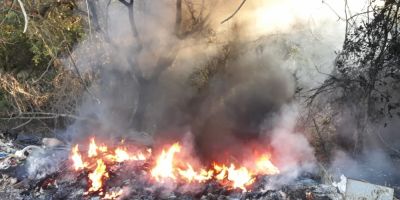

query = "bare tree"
[310,1,400,155]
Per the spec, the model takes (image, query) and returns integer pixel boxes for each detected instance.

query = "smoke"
[61,0,369,179]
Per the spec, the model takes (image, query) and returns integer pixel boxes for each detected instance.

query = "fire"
[88,138,98,158]
[150,142,181,181]
[178,164,213,183]
[214,164,228,181]
[148,143,270,191]
[114,148,130,163]
[103,189,124,200]
[71,145,86,171]
[226,164,255,191]
[131,152,146,161]
[255,154,280,175]
[213,163,255,191]
[70,137,151,196]
[70,138,280,196]
[88,159,109,192]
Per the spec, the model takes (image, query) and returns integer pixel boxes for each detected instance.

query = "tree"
[311,0,400,155]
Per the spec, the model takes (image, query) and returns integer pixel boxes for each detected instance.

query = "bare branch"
[66,46,101,104]
[10,118,33,130]
[0,0,15,27]
[175,0,182,35]
[0,112,92,121]
[85,0,92,39]
[220,0,247,24]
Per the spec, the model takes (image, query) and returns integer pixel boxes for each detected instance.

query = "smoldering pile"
[0,134,342,200]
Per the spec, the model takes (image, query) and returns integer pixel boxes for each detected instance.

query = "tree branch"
[66,46,101,104]
[220,0,247,24]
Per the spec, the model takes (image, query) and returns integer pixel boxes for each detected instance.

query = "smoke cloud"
[62,0,370,177]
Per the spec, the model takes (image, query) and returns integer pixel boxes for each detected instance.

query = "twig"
[118,0,141,48]
[85,0,92,39]
[32,57,55,84]
[11,118,33,130]
[66,46,101,104]
[175,0,182,35]
[220,0,247,24]
[376,131,400,156]
[312,118,329,157]
[17,0,28,33]
[0,0,15,27]
[1,112,92,121]
[322,0,345,21]
[344,0,349,42]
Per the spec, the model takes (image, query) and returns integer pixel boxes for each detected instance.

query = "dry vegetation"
[0,0,87,133]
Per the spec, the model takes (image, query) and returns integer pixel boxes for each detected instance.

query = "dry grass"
[0,67,88,133]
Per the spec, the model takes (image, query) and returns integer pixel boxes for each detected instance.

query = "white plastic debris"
[332,174,347,194]
[14,145,43,159]
[345,178,394,200]
[42,138,65,148]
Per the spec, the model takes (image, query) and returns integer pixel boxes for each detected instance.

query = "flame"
[151,143,181,181]
[114,148,131,163]
[131,152,146,161]
[214,164,228,181]
[99,145,108,153]
[226,164,255,191]
[213,163,255,191]
[103,189,124,200]
[178,164,213,183]
[71,145,86,171]
[88,159,109,192]
[88,138,98,158]
[255,154,280,175]
[70,138,280,195]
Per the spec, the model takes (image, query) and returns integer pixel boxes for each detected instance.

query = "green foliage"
[0,0,85,75]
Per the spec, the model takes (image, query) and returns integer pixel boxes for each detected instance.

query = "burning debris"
[70,137,279,198]
[0,134,398,200]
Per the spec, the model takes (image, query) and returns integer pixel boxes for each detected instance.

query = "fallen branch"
[0,112,92,122]
[10,118,33,130]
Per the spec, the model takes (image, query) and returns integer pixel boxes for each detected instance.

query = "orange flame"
[131,152,147,161]
[213,163,255,191]
[151,143,181,181]
[88,138,98,158]
[103,189,124,200]
[114,148,131,163]
[214,164,228,181]
[70,138,280,195]
[88,159,109,192]
[255,154,280,175]
[178,164,213,183]
[226,164,255,191]
[71,145,86,171]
